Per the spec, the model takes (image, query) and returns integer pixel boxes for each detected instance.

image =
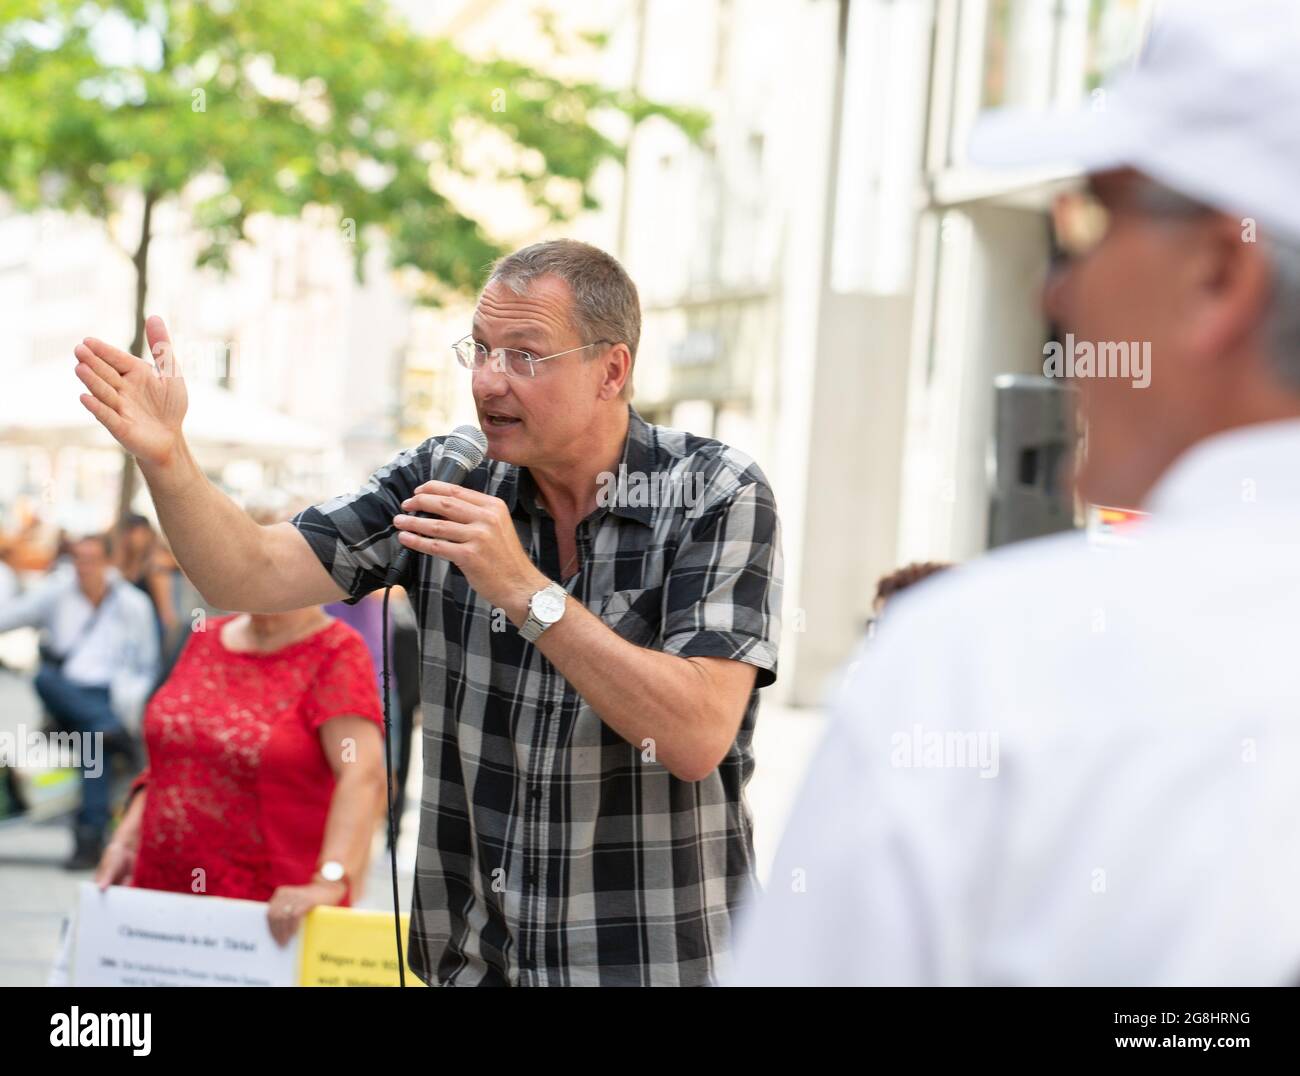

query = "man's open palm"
[73,315,188,468]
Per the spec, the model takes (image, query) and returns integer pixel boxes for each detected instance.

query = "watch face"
[319,861,345,883]
[533,588,566,622]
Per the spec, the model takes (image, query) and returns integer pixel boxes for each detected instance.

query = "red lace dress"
[128,614,384,903]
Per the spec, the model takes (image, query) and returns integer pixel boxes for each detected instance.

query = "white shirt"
[731,418,1300,987]
[0,566,160,731]
[0,561,17,604]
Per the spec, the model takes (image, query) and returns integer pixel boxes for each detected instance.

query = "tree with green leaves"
[0,0,704,515]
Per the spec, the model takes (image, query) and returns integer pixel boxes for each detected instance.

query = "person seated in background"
[0,532,158,868]
[94,576,389,946]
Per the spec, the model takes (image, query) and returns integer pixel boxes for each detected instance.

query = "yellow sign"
[298,907,425,987]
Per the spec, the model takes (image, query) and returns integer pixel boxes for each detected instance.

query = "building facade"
[3,0,1153,706]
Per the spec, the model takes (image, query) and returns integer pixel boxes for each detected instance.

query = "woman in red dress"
[94,604,388,945]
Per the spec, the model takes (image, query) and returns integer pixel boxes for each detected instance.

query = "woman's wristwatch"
[519,581,568,643]
[313,860,349,901]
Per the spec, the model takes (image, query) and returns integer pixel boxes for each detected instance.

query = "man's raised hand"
[73,315,188,469]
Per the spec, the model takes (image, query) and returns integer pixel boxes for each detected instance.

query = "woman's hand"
[266,880,347,947]
[94,838,138,891]
[73,316,188,469]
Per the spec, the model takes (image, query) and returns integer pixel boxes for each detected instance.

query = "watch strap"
[520,581,566,643]
[313,861,350,901]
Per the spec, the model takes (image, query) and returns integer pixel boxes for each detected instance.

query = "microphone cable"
[376,425,486,988]
[380,585,405,987]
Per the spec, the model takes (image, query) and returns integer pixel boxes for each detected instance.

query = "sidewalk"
[0,701,824,986]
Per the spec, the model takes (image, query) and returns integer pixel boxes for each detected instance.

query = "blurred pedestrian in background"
[0,532,158,867]
[0,536,17,605]
[115,513,177,648]
[49,530,74,573]
[866,561,951,638]
[733,0,1300,986]
[95,562,388,945]
[323,587,421,848]
[147,536,199,689]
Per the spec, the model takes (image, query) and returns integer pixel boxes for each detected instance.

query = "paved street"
[0,693,825,986]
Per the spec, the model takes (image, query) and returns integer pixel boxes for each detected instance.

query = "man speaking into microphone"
[71,238,783,986]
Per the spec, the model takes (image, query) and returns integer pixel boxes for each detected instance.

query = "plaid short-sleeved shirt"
[291,406,783,986]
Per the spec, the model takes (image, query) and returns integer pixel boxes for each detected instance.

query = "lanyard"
[56,582,116,664]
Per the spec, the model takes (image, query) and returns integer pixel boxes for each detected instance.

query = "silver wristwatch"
[519,581,568,643]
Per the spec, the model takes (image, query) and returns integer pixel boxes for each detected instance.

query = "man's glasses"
[1050,181,1215,261]
[451,336,609,379]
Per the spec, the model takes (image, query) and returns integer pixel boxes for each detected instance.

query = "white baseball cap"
[969,0,1300,243]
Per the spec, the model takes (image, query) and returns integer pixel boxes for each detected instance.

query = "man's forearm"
[519,589,746,781]
[388,482,758,778]
[138,437,276,611]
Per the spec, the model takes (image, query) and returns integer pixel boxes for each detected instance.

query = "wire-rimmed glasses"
[451,336,610,378]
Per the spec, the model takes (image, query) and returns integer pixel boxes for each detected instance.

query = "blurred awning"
[4,362,331,464]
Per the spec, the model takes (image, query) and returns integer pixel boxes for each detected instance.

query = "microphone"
[384,425,488,588]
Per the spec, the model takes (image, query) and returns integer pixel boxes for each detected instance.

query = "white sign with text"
[72,882,299,987]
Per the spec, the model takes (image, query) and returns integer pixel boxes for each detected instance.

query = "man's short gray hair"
[487,239,641,399]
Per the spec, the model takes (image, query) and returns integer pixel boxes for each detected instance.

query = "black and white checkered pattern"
[291,407,783,985]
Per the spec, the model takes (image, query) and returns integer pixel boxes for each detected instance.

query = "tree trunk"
[114,188,158,524]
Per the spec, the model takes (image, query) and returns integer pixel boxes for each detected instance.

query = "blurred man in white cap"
[731,0,1300,986]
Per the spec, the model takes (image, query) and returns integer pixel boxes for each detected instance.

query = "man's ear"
[597,343,633,401]
[1189,216,1274,365]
